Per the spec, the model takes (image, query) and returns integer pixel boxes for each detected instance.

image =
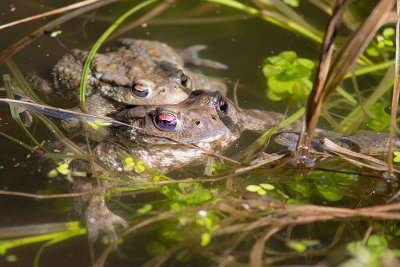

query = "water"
[0,1,393,266]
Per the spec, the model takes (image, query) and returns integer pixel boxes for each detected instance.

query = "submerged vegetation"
[1,0,400,266]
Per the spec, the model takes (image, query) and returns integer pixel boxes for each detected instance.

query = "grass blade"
[79,0,157,112]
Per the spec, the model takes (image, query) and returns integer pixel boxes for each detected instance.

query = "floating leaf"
[263,51,315,101]
[257,188,267,196]
[134,161,145,173]
[200,233,211,247]
[123,157,135,172]
[383,27,395,38]
[246,185,261,192]
[317,185,343,201]
[259,183,275,190]
[289,180,312,197]
[137,204,152,214]
[56,163,70,175]
[367,235,387,254]
[288,241,306,252]
[366,102,390,131]
[393,151,400,162]
[160,182,214,206]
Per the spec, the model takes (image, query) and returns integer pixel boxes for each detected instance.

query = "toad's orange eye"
[218,97,228,115]
[132,83,149,98]
[154,113,177,131]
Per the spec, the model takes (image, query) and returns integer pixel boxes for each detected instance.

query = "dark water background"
[0,1,366,266]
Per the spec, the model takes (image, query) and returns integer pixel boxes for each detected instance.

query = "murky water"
[0,1,395,266]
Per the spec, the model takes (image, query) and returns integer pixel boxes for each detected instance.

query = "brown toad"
[94,89,297,170]
[78,90,295,243]
[50,39,227,109]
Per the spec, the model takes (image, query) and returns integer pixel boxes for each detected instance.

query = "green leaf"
[123,157,135,172]
[137,204,152,214]
[297,58,315,69]
[307,169,356,186]
[287,241,306,252]
[160,182,214,206]
[366,46,379,57]
[317,185,343,201]
[367,235,387,253]
[134,161,145,173]
[383,27,395,38]
[259,183,275,190]
[263,64,285,77]
[393,151,400,162]
[56,163,70,175]
[289,180,312,197]
[366,102,390,131]
[266,87,287,101]
[279,51,297,61]
[286,198,310,204]
[200,233,211,247]
[246,185,261,192]
[263,51,314,102]
[257,188,267,196]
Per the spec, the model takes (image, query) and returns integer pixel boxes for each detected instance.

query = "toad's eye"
[218,97,228,115]
[132,83,149,98]
[154,113,177,131]
[177,71,192,88]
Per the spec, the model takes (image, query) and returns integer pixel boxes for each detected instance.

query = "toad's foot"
[86,194,129,244]
[177,45,228,70]
[73,181,128,244]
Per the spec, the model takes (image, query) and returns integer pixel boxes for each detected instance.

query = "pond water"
[0,1,397,266]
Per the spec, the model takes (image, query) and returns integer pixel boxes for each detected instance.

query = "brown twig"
[0,189,88,199]
[294,0,395,163]
[0,0,119,65]
[388,2,400,176]
[0,0,100,30]
[294,1,350,162]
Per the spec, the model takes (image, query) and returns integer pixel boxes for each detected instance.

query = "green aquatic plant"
[341,234,400,267]
[140,181,221,257]
[246,183,275,196]
[48,163,71,177]
[287,169,357,203]
[262,51,315,101]
[0,222,85,267]
[287,239,320,253]
[393,151,400,162]
[366,27,395,57]
[366,102,391,131]
[123,157,146,173]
